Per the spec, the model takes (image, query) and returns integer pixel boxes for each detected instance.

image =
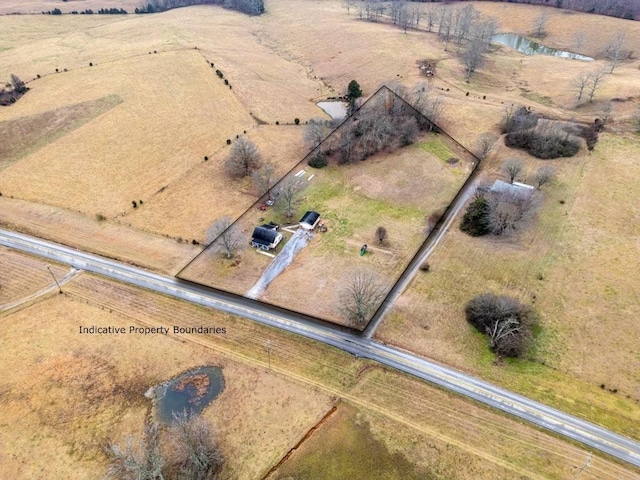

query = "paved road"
[2,228,640,469]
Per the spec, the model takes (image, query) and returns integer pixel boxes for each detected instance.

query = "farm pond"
[492,33,594,61]
[147,366,225,422]
[317,101,348,120]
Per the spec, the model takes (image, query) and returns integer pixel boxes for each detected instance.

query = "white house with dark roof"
[251,224,283,251]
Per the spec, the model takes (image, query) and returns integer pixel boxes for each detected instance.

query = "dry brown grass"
[0,285,335,480]
[0,196,199,275]
[0,49,254,218]
[0,246,67,304]
[124,125,307,242]
[0,0,141,14]
[0,94,122,170]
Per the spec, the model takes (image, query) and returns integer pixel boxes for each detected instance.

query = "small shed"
[299,211,321,230]
[251,226,283,251]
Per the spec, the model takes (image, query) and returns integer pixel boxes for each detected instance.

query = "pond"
[317,101,348,120]
[150,366,225,423]
[492,33,594,61]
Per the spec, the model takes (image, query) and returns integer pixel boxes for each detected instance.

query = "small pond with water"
[151,366,225,423]
[317,101,348,120]
[492,33,593,61]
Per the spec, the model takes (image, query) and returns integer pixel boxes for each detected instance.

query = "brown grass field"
[1,0,640,476]
[0,247,68,304]
[1,269,638,479]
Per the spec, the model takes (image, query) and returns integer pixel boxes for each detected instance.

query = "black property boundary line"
[176,86,482,333]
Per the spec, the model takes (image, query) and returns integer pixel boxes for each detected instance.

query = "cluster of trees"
[305,83,444,169]
[0,74,27,105]
[105,410,223,480]
[44,8,127,14]
[460,184,543,237]
[369,0,638,21]
[352,2,498,81]
[465,293,537,358]
[135,0,264,15]
[502,105,581,159]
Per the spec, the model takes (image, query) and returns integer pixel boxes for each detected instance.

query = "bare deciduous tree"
[105,423,165,480]
[168,410,223,480]
[572,71,590,103]
[587,68,607,102]
[533,165,556,189]
[574,30,587,53]
[410,3,423,28]
[224,136,261,178]
[605,30,627,73]
[251,163,276,200]
[339,271,387,327]
[342,0,356,15]
[532,9,548,38]
[303,118,332,150]
[462,39,487,81]
[375,226,387,245]
[277,176,307,219]
[502,158,524,183]
[487,189,541,236]
[476,133,498,160]
[423,95,445,131]
[206,216,243,259]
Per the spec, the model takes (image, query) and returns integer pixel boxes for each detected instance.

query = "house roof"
[252,226,279,245]
[490,180,533,199]
[299,211,320,226]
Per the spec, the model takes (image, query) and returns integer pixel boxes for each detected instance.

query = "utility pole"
[572,453,591,480]
[46,266,63,294]
[265,340,271,371]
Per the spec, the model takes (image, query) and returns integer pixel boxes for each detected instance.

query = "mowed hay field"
[3,272,637,480]
[0,49,253,218]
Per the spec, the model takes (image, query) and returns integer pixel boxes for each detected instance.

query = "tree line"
[395,0,638,21]
[135,0,264,16]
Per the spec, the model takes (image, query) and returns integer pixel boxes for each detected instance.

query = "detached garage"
[299,211,321,230]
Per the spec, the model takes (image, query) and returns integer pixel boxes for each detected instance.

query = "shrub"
[224,79,229,85]
[308,151,328,168]
[460,196,490,236]
[275,121,279,125]
[204,156,208,161]
[216,69,223,78]
[419,262,430,272]
[95,213,106,221]
[505,127,581,159]
[465,293,537,358]
[226,139,231,145]
[132,201,137,208]
[294,118,300,125]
